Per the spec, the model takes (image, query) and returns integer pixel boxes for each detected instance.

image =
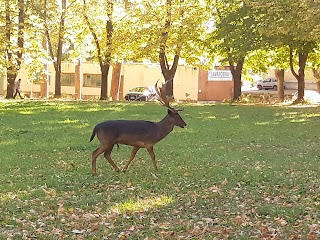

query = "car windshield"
[130,87,148,93]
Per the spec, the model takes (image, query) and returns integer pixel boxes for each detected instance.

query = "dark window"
[61,73,75,86]
[83,74,101,87]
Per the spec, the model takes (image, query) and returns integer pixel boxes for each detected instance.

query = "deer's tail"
[89,127,96,142]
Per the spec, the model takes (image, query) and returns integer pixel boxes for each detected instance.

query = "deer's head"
[155,80,187,128]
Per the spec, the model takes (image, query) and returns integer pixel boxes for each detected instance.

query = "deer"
[89,81,187,175]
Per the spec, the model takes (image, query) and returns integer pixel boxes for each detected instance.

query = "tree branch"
[289,45,299,79]
[83,0,103,67]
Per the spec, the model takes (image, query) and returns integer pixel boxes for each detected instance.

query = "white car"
[257,78,278,90]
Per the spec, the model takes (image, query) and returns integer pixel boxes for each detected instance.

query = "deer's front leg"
[104,146,120,172]
[92,146,106,176]
[147,146,157,170]
[123,146,140,172]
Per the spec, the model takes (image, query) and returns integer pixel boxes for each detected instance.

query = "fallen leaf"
[72,229,85,234]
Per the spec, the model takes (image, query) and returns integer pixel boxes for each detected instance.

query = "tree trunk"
[297,53,307,100]
[157,0,180,99]
[54,70,61,98]
[100,64,110,100]
[289,47,308,101]
[275,69,285,102]
[165,74,174,98]
[229,58,244,101]
[6,72,17,99]
[83,0,113,101]
[53,0,66,98]
[110,62,122,100]
[159,53,179,98]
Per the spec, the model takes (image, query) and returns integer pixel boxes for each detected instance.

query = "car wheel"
[273,85,278,91]
[257,85,262,90]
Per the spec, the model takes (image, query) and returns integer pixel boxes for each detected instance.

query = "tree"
[129,0,208,98]
[307,44,320,91]
[82,0,137,100]
[247,0,320,101]
[36,0,68,98]
[246,47,290,102]
[2,0,26,99]
[208,0,262,100]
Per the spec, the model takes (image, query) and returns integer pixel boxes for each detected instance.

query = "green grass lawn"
[0,100,320,239]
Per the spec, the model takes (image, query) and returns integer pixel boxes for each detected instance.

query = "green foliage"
[1,101,320,238]
[246,0,320,70]
[245,47,291,74]
[208,0,263,65]
[248,0,320,43]
[308,43,320,70]
[126,0,209,65]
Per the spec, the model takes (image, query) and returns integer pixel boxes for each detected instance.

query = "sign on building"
[208,70,232,81]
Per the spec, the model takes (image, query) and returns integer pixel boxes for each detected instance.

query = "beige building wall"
[121,63,199,101]
[0,61,199,101]
[173,66,199,100]
[121,63,163,95]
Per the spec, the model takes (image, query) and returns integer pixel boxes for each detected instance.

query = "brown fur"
[90,109,186,175]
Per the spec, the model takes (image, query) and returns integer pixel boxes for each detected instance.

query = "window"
[61,73,75,86]
[83,74,101,87]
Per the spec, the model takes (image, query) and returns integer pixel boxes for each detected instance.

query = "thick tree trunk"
[229,58,244,101]
[165,74,174,98]
[110,62,122,100]
[54,69,62,98]
[6,72,17,99]
[275,69,285,102]
[159,53,179,98]
[100,64,110,100]
[297,73,305,100]
[289,48,307,101]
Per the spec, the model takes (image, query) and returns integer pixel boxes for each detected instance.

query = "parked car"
[125,86,157,101]
[257,78,279,90]
[292,90,320,103]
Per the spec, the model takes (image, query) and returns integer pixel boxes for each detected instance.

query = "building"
[0,62,235,101]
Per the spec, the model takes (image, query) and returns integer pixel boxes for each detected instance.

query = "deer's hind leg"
[104,145,120,172]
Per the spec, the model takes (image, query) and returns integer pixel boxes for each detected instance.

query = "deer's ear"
[167,108,173,115]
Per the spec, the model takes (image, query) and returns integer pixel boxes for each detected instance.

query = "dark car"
[125,86,157,101]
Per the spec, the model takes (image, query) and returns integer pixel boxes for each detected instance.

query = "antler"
[155,80,183,112]
[155,80,171,109]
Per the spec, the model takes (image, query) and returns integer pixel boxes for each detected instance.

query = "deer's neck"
[155,115,174,141]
